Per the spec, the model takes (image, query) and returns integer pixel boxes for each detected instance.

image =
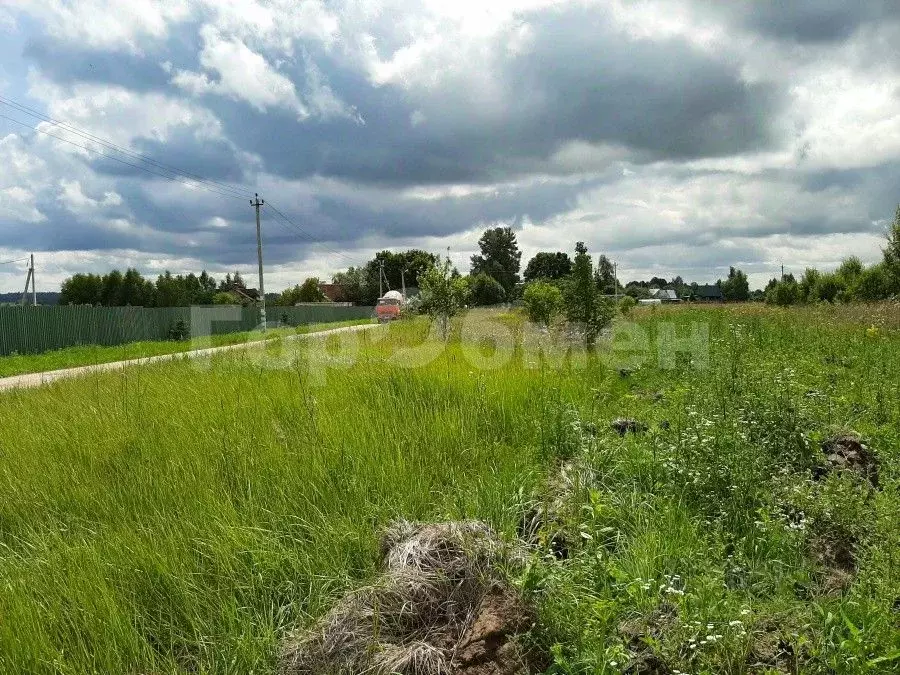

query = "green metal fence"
[0,304,374,356]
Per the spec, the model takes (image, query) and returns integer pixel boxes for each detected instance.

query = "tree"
[59,273,103,305]
[523,281,563,326]
[884,205,900,294]
[798,268,821,303]
[213,291,238,305]
[618,295,637,315]
[418,258,470,339]
[564,242,614,347]
[855,263,890,301]
[332,267,370,304]
[594,255,617,293]
[720,267,750,301]
[468,272,506,306]
[297,277,327,302]
[814,272,842,303]
[523,252,572,282]
[120,268,155,306]
[470,227,522,296]
[766,278,799,306]
[99,270,125,306]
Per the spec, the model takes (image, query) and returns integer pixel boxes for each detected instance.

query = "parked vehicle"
[375,290,404,322]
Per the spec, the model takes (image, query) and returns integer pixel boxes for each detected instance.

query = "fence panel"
[0,304,373,357]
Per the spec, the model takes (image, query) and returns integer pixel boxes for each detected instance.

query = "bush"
[564,242,614,346]
[618,295,637,315]
[468,273,506,306]
[523,281,563,326]
[419,259,470,339]
[766,280,799,306]
[168,319,190,341]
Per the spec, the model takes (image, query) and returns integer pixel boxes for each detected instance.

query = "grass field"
[0,306,897,673]
[0,318,374,378]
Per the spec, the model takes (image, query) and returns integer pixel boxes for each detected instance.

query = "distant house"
[692,285,724,302]
[318,283,348,302]
[651,288,680,303]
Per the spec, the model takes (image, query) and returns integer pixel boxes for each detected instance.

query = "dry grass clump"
[279,520,532,675]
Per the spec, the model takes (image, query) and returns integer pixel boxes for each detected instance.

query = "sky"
[1,0,899,294]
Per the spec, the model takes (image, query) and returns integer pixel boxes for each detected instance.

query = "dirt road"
[0,323,379,393]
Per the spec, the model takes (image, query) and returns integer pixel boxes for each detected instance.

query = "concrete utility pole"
[401,268,407,300]
[20,254,36,306]
[251,194,266,332]
[379,260,384,298]
[613,262,618,301]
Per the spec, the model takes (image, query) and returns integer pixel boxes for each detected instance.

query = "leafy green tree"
[564,242,614,347]
[523,281,563,326]
[594,254,617,294]
[297,277,327,302]
[720,267,750,301]
[855,263,890,301]
[814,273,843,303]
[59,273,103,305]
[523,252,572,282]
[618,295,637,315]
[766,278,799,306]
[470,227,521,296]
[213,291,238,305]
[884,204,900,294]
[275,285,301,306]
[798,267,821,302]
[99,270,125,306]
[332,266,370,304]
[418,258,470,339]
[118,268,154,306]
[468,272,506,306]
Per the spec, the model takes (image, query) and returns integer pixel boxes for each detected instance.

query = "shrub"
[468,273,506,306]
[766,279,799,306]
[168,319,190,341]
[618,295,637,315]
[523,281,563,326]
[564,242,614,346]
[419,259,470,339]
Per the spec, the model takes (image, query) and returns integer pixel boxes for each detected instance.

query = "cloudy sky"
[1,0,899,293]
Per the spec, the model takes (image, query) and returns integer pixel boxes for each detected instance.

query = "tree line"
[59,269,263,307]
[763,207,900,305]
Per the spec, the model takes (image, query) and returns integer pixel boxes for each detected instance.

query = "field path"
[0,323,379,393]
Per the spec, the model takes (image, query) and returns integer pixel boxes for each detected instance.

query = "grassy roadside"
[0,318,374,378]
[0,307,896,672]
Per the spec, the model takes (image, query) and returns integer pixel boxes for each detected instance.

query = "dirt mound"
[279,521,537,675]
[810,531,857,594]
[519,459,597,559]
[617,604,676,674]
[747,619,803,674]
[818,435,879,486]
[611,418,648,436]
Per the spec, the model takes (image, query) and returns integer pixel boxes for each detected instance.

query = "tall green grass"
[0,319,373,379]
[0,307,896,673]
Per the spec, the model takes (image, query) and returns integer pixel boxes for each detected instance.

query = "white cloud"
[6,0,192,51]
[173,25,309,118]
[57,179,122,215]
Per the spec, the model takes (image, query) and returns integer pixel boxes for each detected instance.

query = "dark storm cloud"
[91,129,251,184]
[203,6,787,187]
[23,38,175,92]
[5,0,897,286]
[720,1,900,44]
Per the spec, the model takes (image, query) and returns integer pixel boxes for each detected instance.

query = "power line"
[0,96,252,200]
[0,112,248,201]
[265,202,367,268]
[0,257,28,265]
